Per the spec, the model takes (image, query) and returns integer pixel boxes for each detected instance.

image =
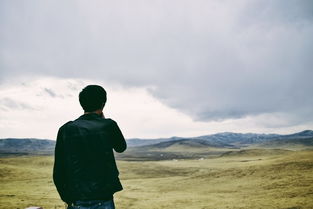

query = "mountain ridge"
[127,130,313,147]
[1,130,312,156]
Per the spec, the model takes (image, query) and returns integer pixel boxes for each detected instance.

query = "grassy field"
[1,149,313,209]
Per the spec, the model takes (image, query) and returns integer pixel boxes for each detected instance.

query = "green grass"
[1,150,313,209]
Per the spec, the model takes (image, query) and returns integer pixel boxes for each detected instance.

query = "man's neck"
[84,109,103,116]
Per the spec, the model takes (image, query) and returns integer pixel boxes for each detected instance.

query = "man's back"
[54,110,126,208]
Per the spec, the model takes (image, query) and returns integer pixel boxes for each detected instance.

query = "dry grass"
[1,150,313,209]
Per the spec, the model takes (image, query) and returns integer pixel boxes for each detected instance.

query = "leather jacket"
[53,113,127,204]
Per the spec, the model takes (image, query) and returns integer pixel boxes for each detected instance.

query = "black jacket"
[53,113,127,204]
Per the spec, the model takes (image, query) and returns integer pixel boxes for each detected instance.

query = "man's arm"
[53,127,69,203]
[111,121,127,153]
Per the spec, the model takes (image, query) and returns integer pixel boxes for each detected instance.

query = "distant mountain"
[1,130,312,156]
[0,138,55,155]
[126,137,183,147]
[192,132,280,145]
[258,137,313,149]
[283,130,313,138]
[140,138,235,150]
[128,130,313,148]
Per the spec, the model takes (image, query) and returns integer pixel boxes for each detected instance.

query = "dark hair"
[79,85,107,112]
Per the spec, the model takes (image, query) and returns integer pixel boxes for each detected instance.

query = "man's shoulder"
[98,118,118,128]
[58,121,74,130]
[103,118,116,124]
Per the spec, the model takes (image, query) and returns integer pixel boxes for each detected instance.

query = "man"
[53,85,127,209]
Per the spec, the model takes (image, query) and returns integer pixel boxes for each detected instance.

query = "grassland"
[1,149,313,209]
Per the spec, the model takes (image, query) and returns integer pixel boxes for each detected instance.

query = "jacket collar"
[78,113,103,120]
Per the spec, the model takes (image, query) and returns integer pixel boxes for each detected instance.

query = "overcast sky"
[1,0,313,139]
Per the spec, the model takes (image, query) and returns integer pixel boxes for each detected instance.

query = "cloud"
[0,97,35,111]
[1,0,312,127]
[43,88,57,98]
[1,77,311,139]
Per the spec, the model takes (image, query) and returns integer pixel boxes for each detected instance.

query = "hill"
[127,130,313,152]
[0,138,55,156]
[141,138,234,149]
[257,136,313,150]
[220,149,292,157]
[1,130,312,158]
[127,130,313,147]
[119,130,313,160]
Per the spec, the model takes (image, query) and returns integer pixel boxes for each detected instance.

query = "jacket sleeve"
[110,121,127,153]
[53,127,69,203]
